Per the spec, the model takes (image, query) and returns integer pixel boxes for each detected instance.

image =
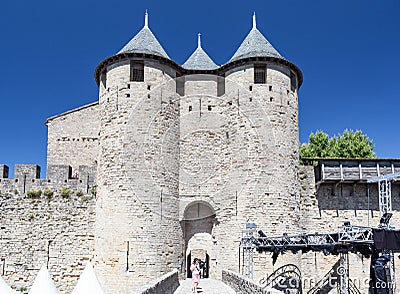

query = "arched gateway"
[181,201,217,278]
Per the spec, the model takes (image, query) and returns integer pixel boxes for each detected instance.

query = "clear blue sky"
[1,0,399,177]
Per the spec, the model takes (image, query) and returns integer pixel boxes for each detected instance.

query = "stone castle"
[1,12,399,293]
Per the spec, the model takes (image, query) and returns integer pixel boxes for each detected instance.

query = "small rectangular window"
[254,64,266,84]
[130,61,144,82]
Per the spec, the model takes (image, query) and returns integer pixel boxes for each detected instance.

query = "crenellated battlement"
[0,164,96,197]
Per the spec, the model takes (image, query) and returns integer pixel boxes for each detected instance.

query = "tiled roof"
[229,13,283,62]
[117,12,170,59]
[182,34,218,70]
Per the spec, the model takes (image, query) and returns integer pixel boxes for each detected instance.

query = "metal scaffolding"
[241,223,257,279]
[368,173,400,294]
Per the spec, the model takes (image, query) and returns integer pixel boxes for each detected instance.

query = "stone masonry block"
[0,164,9,178]
[14,164,40,179]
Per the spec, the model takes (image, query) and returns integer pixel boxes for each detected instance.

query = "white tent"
[72,261,104,294]
[0,275,17,294]
[29,264,58,294]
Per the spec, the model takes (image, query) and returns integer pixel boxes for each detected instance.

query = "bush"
[43,189,54,198]
[91,186,97,197]
[26,190,42,198]
[82,195,90,202]
[13,189,19,195]
[27,213,34,221]
[60,187,71,198]
[76,190,84,197]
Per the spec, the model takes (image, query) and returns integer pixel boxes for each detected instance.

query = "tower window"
[189,106,192,112]
[254,64,266,84]
[130,61,144,82]
[208,105,212,111]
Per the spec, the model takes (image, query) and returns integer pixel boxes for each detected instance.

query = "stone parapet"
[130,269,179,294]
[222,270,279,294]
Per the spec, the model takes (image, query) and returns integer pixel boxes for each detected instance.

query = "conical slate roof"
[29,264,58,294]
[118,11,170,59]
[182,34,218,70]
[229,13,283,62]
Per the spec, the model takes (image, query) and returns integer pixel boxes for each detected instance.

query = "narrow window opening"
[254,64,266,84]
[130,61,144,82]
[208,105,212,111]
[269,86,272,91]
[189,106,192,112]
[270,97,273,102]
[249,97,252,102]
[127,84,130,89]
[228,101,232,106]
[147,94,150,99]
[147,85,151,90]
[249,85,253,91]
[126,93,130,98]
[226,132,229,139]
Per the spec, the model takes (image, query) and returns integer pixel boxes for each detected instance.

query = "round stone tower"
[94,12,183,293]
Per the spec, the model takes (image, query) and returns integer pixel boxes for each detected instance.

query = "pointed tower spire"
[117,11,170,59]
[182,34,218,70]
[198,33,202,48]
[229,13,283,62]
[144,10,148,28]
[252,12,257,30]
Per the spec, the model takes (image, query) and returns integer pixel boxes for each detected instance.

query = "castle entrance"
[181,201,217,278]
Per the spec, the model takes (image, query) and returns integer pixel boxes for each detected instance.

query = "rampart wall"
[0,163,96,293]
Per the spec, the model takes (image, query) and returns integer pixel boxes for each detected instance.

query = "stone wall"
[0,164,96,197]
[0,192,95,293]
[46,102,100,174]
[222,269,280,294]
[130,269,179,294]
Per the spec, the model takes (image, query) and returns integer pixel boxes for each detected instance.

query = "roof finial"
[198,33,202,48]
[252,12,257,30]
[144,10,149,28]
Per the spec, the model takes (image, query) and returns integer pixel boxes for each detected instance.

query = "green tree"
[300,129,375,159]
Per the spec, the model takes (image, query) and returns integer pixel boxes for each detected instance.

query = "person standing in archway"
[190,258,201,293]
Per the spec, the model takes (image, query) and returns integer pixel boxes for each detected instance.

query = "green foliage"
[43,189,54,198]
[300,129,375,160]
[76,190,84,197]
[19,286,28,292]
[26,190,42,198]
[83,195,90,202]
[60,187,71,198]
[91,186,97,197]
[27,213,34,221]
[13,189,19,195]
